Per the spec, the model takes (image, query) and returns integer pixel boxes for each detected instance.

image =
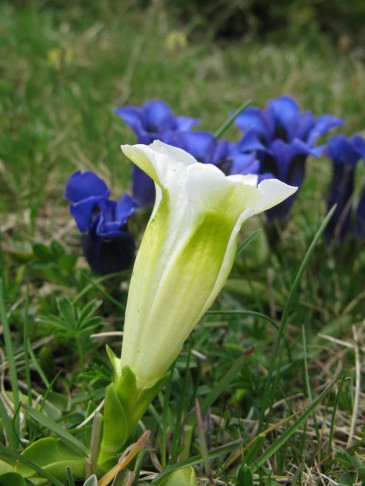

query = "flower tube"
[119,141,297,387]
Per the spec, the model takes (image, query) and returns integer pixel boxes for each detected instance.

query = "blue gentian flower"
[65,171,139,275]
[234,95,344,221]
[115,100,199,207]
[325,134,365,240]
[115,99,199,145]
[163,130,270,184]
[163,130,232,173]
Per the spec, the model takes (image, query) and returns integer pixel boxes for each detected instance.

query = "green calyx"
[97,347,167,470]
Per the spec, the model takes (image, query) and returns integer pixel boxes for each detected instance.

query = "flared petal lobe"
[119,141,297,388]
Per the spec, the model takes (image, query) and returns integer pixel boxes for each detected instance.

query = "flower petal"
[307,115,344,146]
[234,107,271,142]
[266,95,299,140]
[65,171,110,203]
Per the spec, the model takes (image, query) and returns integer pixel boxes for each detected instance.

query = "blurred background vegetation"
[1,1,365,483]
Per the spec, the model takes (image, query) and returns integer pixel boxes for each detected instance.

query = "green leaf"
[0,472,27,486]
[16,437,85,481]
[50,240,66,258]
[78,299,102,326]
[84,475,98,486]
[160,466,197,486]
[152,439,242,484]
[252,384,333,472]
[236,464,253,486]
[32,243,52,261]
[0,444,64,486]
[245,433,266,465]
[0,460,15,475]
[57,296,76,330]
[97,384,128,470]
[22,403,89,456]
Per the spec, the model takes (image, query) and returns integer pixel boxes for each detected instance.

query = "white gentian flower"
[119,141,297,389]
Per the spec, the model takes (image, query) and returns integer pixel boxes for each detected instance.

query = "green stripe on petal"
[119,141,297,389]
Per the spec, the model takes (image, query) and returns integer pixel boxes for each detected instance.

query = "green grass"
[1,1,365,484]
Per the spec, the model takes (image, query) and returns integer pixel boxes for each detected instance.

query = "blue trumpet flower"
[160,130,268,183]
[234,95,344,220]
[65,171,139,275]
[325,134,365,240]
[163,130,232,173]
[115,100,199,207]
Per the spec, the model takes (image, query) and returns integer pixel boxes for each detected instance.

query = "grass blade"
[259,206,336,428]
[152,439,243,484]
[236,229,261,257]
[214,100,252,139]
[201,348,254,415]
[0,280,20,443]
[22,404,89,456]
[252,383,333,472]
[0,395,18,449]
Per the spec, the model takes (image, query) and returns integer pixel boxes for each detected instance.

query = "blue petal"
[307,115,344,146]
[258,172,275,183]
[82,232,135,276]
[212,139,230,166]
[115,193,139,222]
[65,171,110,203]
[70,196,106,233]
[351,134,365,160]
[325,157,356,240]
[229,150,260,175]
[269,139,312,184]
[294,111,315,141]
[132,165,155,207]
[234,107,271,143]
[114,106,150,143]
[164,131,217,163]
[175,115,200,131]
[237,130,268,153]
[143,100,176,133]
[266,96,300,141]
[325,135,361,167]
[264,138,311,221]
[115,101,199,143]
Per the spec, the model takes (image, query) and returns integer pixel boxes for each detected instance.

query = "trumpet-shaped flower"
[115,100,199,207]
[65,171,139,275]
[117,141,297,389]
[234,96,344,220]
[325,134,365,239]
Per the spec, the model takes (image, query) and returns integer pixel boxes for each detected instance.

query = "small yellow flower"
[47,47,73,69]
[166,30,188,51]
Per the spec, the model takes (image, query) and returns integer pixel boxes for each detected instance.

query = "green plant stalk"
[214,100,252,139]
[97,353,166,470]
[0,280,20,443]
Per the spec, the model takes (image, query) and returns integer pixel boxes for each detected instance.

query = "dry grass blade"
[98,430,150,486]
